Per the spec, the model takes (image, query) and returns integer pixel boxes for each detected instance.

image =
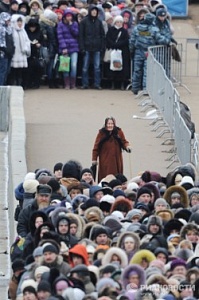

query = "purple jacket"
[57,13,79,54]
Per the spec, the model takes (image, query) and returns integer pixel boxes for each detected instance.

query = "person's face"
[172,266,187,276]
[54,169,62,179]
[37,290,51,300]
[129,274,139,286]
[190,273,197,285]
[81,172,93,183]
[115,20,123,28]
[171,196,181,205]
[70,223,77,235]
[191,195,199,206]
[155,204,167,212]
[180,287,193,298]
[124,239,135,252]
[140,258,149,269]
[29,25,36,32]
[19,7,27,13]
[106,17,113,25]
[156,253,167,264]
[106,119,114,131]
[17,20,23,28]
[11,3,19,11]
[59,4,68,10]
[56,12,63,21]
[58,223,69,234]
[35,217,43,228]
[70,189,81,200]
[111,254,120,263]
[43,251,57,264]
[185,230,199,243]
[149,224,160,234]
[131,215,141,223]
[91,9,97,17]
[96,233,108,245]
[72,254,84,266]
[65,14,73,22]
[123,15,129,23]
[158,15,167,22]
[31,3,39,11]
[37,194,50,209]
[23,291,37,300]
[138,193,151,204]
[94,191,104,201]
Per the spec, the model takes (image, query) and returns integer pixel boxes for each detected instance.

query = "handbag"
[110,49,123,71]
[103,48,112,62]
[171,44,181,62]
[58,55,71,72]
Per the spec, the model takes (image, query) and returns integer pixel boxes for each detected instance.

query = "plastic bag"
[58,55,71,72]
[103,49,112,62]
[110,49,123,71]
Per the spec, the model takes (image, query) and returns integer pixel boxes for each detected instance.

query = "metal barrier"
[146,45,198,169]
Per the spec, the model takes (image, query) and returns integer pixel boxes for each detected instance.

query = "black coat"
[79,7,105,52]
[17,200,38,237]
[106,26,130,80]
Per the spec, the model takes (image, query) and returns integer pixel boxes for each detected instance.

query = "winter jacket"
[155,17,172,44]
[79,5,105,52]
[11,14,31,68]
[39,255,71,276]
[17,199,39,237]
[25,18,44,59]
[39,14,58,58]
[57,10,79,54]
[129,13,170,54]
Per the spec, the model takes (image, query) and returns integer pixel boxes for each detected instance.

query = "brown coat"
[92,127,129,182]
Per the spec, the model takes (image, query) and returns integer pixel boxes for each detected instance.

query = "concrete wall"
[0,86,27,297]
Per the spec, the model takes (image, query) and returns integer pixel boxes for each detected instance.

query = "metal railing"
[145,45,198,169]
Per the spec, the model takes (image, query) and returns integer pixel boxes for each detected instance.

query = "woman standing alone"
[92,117,131,182]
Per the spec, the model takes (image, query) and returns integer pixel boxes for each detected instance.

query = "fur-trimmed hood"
[50,207,69,228]
[101,247,128,269]
[130,249,156,265]
[29,210,49,236]
[165,164,196,188]
[180,222,199,240]
[121,264,146,289]
[163,185,189,208]
[84,206,104,223]
[146,274,169,286]
[117,231,140,252]
[66,212,85,240]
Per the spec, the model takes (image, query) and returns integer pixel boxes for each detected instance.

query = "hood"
[88,5,99,19]
[117,231,140,252]
[69,244,89,266]
[101,247,128,268]
[63,8,75,20]
[26,17,40,32]
[66,212,85,240]
[50,206,69,228]
[29,0,43,10]
[180,222,199,240]
[29,210,49,236]
[163,185,189,208]
[122,264,146,289]
[0,12,11,25]
[121,8,133,24]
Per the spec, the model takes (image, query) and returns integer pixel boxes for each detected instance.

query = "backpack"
[10,236,25,263]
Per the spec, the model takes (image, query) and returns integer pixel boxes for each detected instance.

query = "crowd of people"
[0,0,177,92]
[8,112,199,300]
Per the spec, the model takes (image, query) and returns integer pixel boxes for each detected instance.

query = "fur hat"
[21,279,38,293]
[44,8,58,23]
[84,206,103,223]
[147,215,162,227]
[90,225,109,241]
[164,218,184,236]
[156,209,174,222]
[175,208,192,222]
[136,187,152,200]
[23,179,39,194]
[53,162,63,172]
[130,249,156,265]
[174,248,194,262]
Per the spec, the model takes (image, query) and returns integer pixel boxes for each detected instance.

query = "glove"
[92,161,98,165]
[126,146,132,153]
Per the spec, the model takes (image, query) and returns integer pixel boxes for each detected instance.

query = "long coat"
[92,126,130,182]
[106,25,130,81]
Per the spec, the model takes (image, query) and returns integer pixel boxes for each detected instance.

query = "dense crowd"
[0,0,176,92]
[8,158,199,300]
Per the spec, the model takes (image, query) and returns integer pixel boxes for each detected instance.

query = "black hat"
[23,286,37,295]
[43,244,59,255]
[80,168,94,178]
[43,1,52,9]
[53,162,63,172]
[62,160,82,180]
[70,264,89,275]
[37,280,52,292]
[91,226,108,240]
[136,187,152,200]
[163,218,184,236]
[135,202,150,213]
[81,198,99,210]
[108,179,122,189]
[101,264,117,275]
[12,259,25,272]
[11,0,18,5]
[175,209,192,222]
[47,178,60,193]
[37,184,52,195]
[115,174,128,183]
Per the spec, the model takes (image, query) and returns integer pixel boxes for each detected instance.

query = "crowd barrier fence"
[145,45,198,169]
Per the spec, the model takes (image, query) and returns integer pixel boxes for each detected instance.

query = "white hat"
[179,176,194,187]
[113,15,124,24]
[100,195,115,204]
[23,179,39,193]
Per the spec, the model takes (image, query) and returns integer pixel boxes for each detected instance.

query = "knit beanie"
[80,168,93,178]
[23,179,39,194]
[136,187,152,200]
[43,244,59,255]
[170,258,187,271]
[44,8,58,23]
[154,197,169,208]
[108,179,122,189]
[37,280,52,292]
[12,259,25,272]
[53,162,63,172]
